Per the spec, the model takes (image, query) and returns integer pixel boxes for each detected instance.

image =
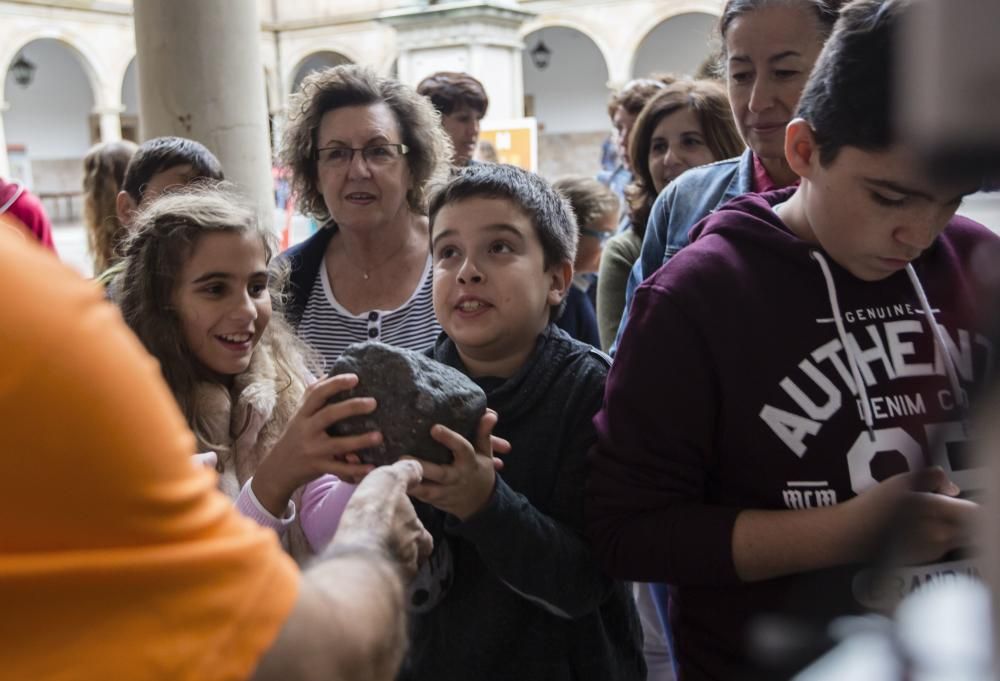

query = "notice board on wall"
[478,117,538,172]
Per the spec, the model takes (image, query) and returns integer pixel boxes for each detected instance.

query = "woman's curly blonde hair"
[280,64,452,222]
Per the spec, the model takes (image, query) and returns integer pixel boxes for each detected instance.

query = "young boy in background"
[115,135,224,225]
[401,163,644,681]
[100,135,224,287]
[588,1,998,679]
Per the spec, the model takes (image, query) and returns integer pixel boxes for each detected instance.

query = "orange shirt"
[0,220,299,680]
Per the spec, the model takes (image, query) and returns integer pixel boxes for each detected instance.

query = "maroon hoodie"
[587,188,998,680]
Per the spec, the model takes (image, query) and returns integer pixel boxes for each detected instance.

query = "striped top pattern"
[297,255,442,368]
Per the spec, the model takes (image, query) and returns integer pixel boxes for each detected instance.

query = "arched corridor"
[3,38,98,220]
[631,12,719,80]
[289,50,353,93]
[522,26,611,178]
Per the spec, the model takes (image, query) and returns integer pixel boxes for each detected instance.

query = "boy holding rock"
[399,163,644,680]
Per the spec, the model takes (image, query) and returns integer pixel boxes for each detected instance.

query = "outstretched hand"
[407,409,504,520]
[252,373,380,516]
[333,459,434,579]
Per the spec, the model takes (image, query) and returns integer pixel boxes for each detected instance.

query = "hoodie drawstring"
[810,251,876,441]
[905,263,968,413]
[810,251,968,442]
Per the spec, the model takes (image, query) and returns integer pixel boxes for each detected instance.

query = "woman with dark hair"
[417,71,489,167]
[598,78,668,211]
[279,64,451,366]
[596,79,743,351]
[614,0,844,351]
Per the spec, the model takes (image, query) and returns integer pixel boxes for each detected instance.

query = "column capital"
[380,0,535,23]
[379,1,535,51]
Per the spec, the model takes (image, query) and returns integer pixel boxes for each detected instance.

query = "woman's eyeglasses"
[317,143,409,167]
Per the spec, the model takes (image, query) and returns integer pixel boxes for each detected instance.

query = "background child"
[553,175,619,347]
[116,184,375,561]
[99,135,226,289]
[82,139,137,275]
[588,1,998,679]
[399,163,644,681]
[115,135,225,225]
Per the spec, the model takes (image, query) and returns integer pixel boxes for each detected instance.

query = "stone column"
[132,0,274,227]
[95,107,123,143]
[380,1,535,121]
[0,101,10,179]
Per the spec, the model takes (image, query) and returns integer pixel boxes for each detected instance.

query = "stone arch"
[630,11,720,80]
[287,50,356,94]
[520,25,612,178]
[3,36,102,214]
[120,56,138,113]
[519,18,614,88]
[120,56,140,141]
[1,32,105,110]
[3,38,99,155]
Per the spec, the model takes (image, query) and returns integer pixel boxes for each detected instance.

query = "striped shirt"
[298,256,441,368]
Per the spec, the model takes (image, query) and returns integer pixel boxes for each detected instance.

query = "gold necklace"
[341,238,412,281]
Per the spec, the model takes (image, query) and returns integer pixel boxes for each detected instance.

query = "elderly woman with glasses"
[279,65,451,364]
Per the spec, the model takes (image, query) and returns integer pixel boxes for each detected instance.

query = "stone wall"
[537,131,610,181]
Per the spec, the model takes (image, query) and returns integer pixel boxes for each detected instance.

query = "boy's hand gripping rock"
[407,409,508,521]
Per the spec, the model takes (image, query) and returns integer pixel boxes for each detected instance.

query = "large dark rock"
[325,342,487,466]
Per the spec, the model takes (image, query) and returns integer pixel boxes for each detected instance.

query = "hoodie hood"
[691,187,812,272]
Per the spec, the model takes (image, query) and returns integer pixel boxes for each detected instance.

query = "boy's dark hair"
[796,0,903,166]
[121,136,224,203]
[427,163,577,320]
[417,71,489,117]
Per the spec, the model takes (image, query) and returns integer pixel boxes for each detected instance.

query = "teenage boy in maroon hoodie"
[587,2,999,680]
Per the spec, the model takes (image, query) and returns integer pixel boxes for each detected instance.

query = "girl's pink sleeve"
[300,474,357,552]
